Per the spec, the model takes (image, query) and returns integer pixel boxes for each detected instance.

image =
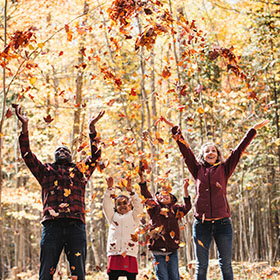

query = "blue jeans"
[152,251,180,280]
[39,219,87,280]
[193,218,233,280]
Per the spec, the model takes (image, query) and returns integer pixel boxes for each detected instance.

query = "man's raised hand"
[12,104,28,133]
[89,110,105,133]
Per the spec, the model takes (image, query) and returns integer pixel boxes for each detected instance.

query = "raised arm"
[161,116,199,179]
[224,119,269,178]
[124,177,143,222]
[173,178,192,215]
[13,104,46,184]
[89,110,105,156]
[102,176,115,223]
[13,104,28,134]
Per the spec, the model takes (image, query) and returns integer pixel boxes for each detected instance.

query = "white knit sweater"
[103,189,143,258]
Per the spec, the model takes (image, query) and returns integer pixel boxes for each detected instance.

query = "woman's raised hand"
[253,119,269,130]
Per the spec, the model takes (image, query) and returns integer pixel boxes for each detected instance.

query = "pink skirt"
[107,255,138,274]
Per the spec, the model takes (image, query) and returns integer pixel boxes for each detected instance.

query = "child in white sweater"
[103,176,143,280]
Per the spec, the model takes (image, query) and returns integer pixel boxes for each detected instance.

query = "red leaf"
[6,108,13,118]
[130,88,137,96]
[58,51,64,56]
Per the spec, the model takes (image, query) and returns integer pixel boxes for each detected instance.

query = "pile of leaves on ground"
[9,261,280,279]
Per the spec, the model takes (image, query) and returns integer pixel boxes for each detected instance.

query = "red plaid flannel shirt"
[19,131,101,224]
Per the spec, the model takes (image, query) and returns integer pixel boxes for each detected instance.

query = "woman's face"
[116,197,131,215]
[203,144,218,165]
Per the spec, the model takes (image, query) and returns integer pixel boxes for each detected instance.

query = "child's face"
[156,191,171,205]
[203,144,218,165]
[116,197,131,215]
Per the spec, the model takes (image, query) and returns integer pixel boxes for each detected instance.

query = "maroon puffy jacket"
[139,182,191,253]
[171,126,256,219]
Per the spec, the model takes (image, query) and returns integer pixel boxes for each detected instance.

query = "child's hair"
[198,142,224,164]
[114,194,130,212]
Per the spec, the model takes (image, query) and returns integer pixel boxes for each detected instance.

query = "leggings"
[108,270,137,280]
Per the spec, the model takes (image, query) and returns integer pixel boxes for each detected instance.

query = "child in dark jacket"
[138,170,191,280]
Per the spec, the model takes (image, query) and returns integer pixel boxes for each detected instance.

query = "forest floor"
[9,260,280,280]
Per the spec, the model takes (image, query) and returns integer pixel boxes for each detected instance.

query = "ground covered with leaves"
[10,261,280,279]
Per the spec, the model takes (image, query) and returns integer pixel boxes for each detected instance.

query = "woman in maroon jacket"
[161,117,269,280]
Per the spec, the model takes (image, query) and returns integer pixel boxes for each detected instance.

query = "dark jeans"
[39,219,87,280]
[108,270,137,280]
[193,218,233,280]
[152,251,180,280]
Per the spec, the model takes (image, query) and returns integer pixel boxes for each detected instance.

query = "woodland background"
[0,0,279,279]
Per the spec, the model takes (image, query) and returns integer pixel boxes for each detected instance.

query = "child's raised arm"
[103,177,115,223]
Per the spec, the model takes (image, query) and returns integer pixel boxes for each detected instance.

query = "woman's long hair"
[198,142,224,165]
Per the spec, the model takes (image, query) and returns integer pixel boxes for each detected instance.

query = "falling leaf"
[71,266,76,270]
[130,88,137,96]
[64,189,71,197]
[169,231,175,239]
[121,252,127,258]
[131,233,139,242]
[58,51,64,56]
[166,255,170,262]
[75,252,81,257]
[49,209,59,217]
[5,108,13,119]
[162,65,171,79]
[198,239,205,248]
[29,77,37,85]
[43,114,54,123]
[160,208,169,218]
[197,107,204,114]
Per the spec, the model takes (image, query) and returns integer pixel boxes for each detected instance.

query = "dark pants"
[108,270,137,280]
[39,219,87,280]
[193,218,233,280]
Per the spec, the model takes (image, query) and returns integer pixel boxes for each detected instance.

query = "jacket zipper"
[208,168,212,218]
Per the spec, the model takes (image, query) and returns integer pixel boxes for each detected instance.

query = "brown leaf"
[43,114,54,123]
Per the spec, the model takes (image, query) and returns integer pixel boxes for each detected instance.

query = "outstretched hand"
[158,116,175,127]
[106,176,114,190]
[253,119,269,130]
[89,110,105,133]
[183,178,189,197]
[12,104,28,133]
[125,176,132,193]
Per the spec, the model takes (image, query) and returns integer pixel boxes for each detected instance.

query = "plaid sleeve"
[19,132,46,184]
[83,132,101,179]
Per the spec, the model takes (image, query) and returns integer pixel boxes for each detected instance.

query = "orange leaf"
[169,231,175,239]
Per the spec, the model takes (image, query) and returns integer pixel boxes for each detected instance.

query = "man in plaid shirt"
[14,105,105,280]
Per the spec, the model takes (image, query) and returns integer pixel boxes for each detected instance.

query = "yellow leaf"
[38,43,45,48]
[29,77,37,85]
[75,252,81,257]
[64,189,71,197]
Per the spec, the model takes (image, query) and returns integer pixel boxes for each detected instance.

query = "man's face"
[54,146,72,164]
